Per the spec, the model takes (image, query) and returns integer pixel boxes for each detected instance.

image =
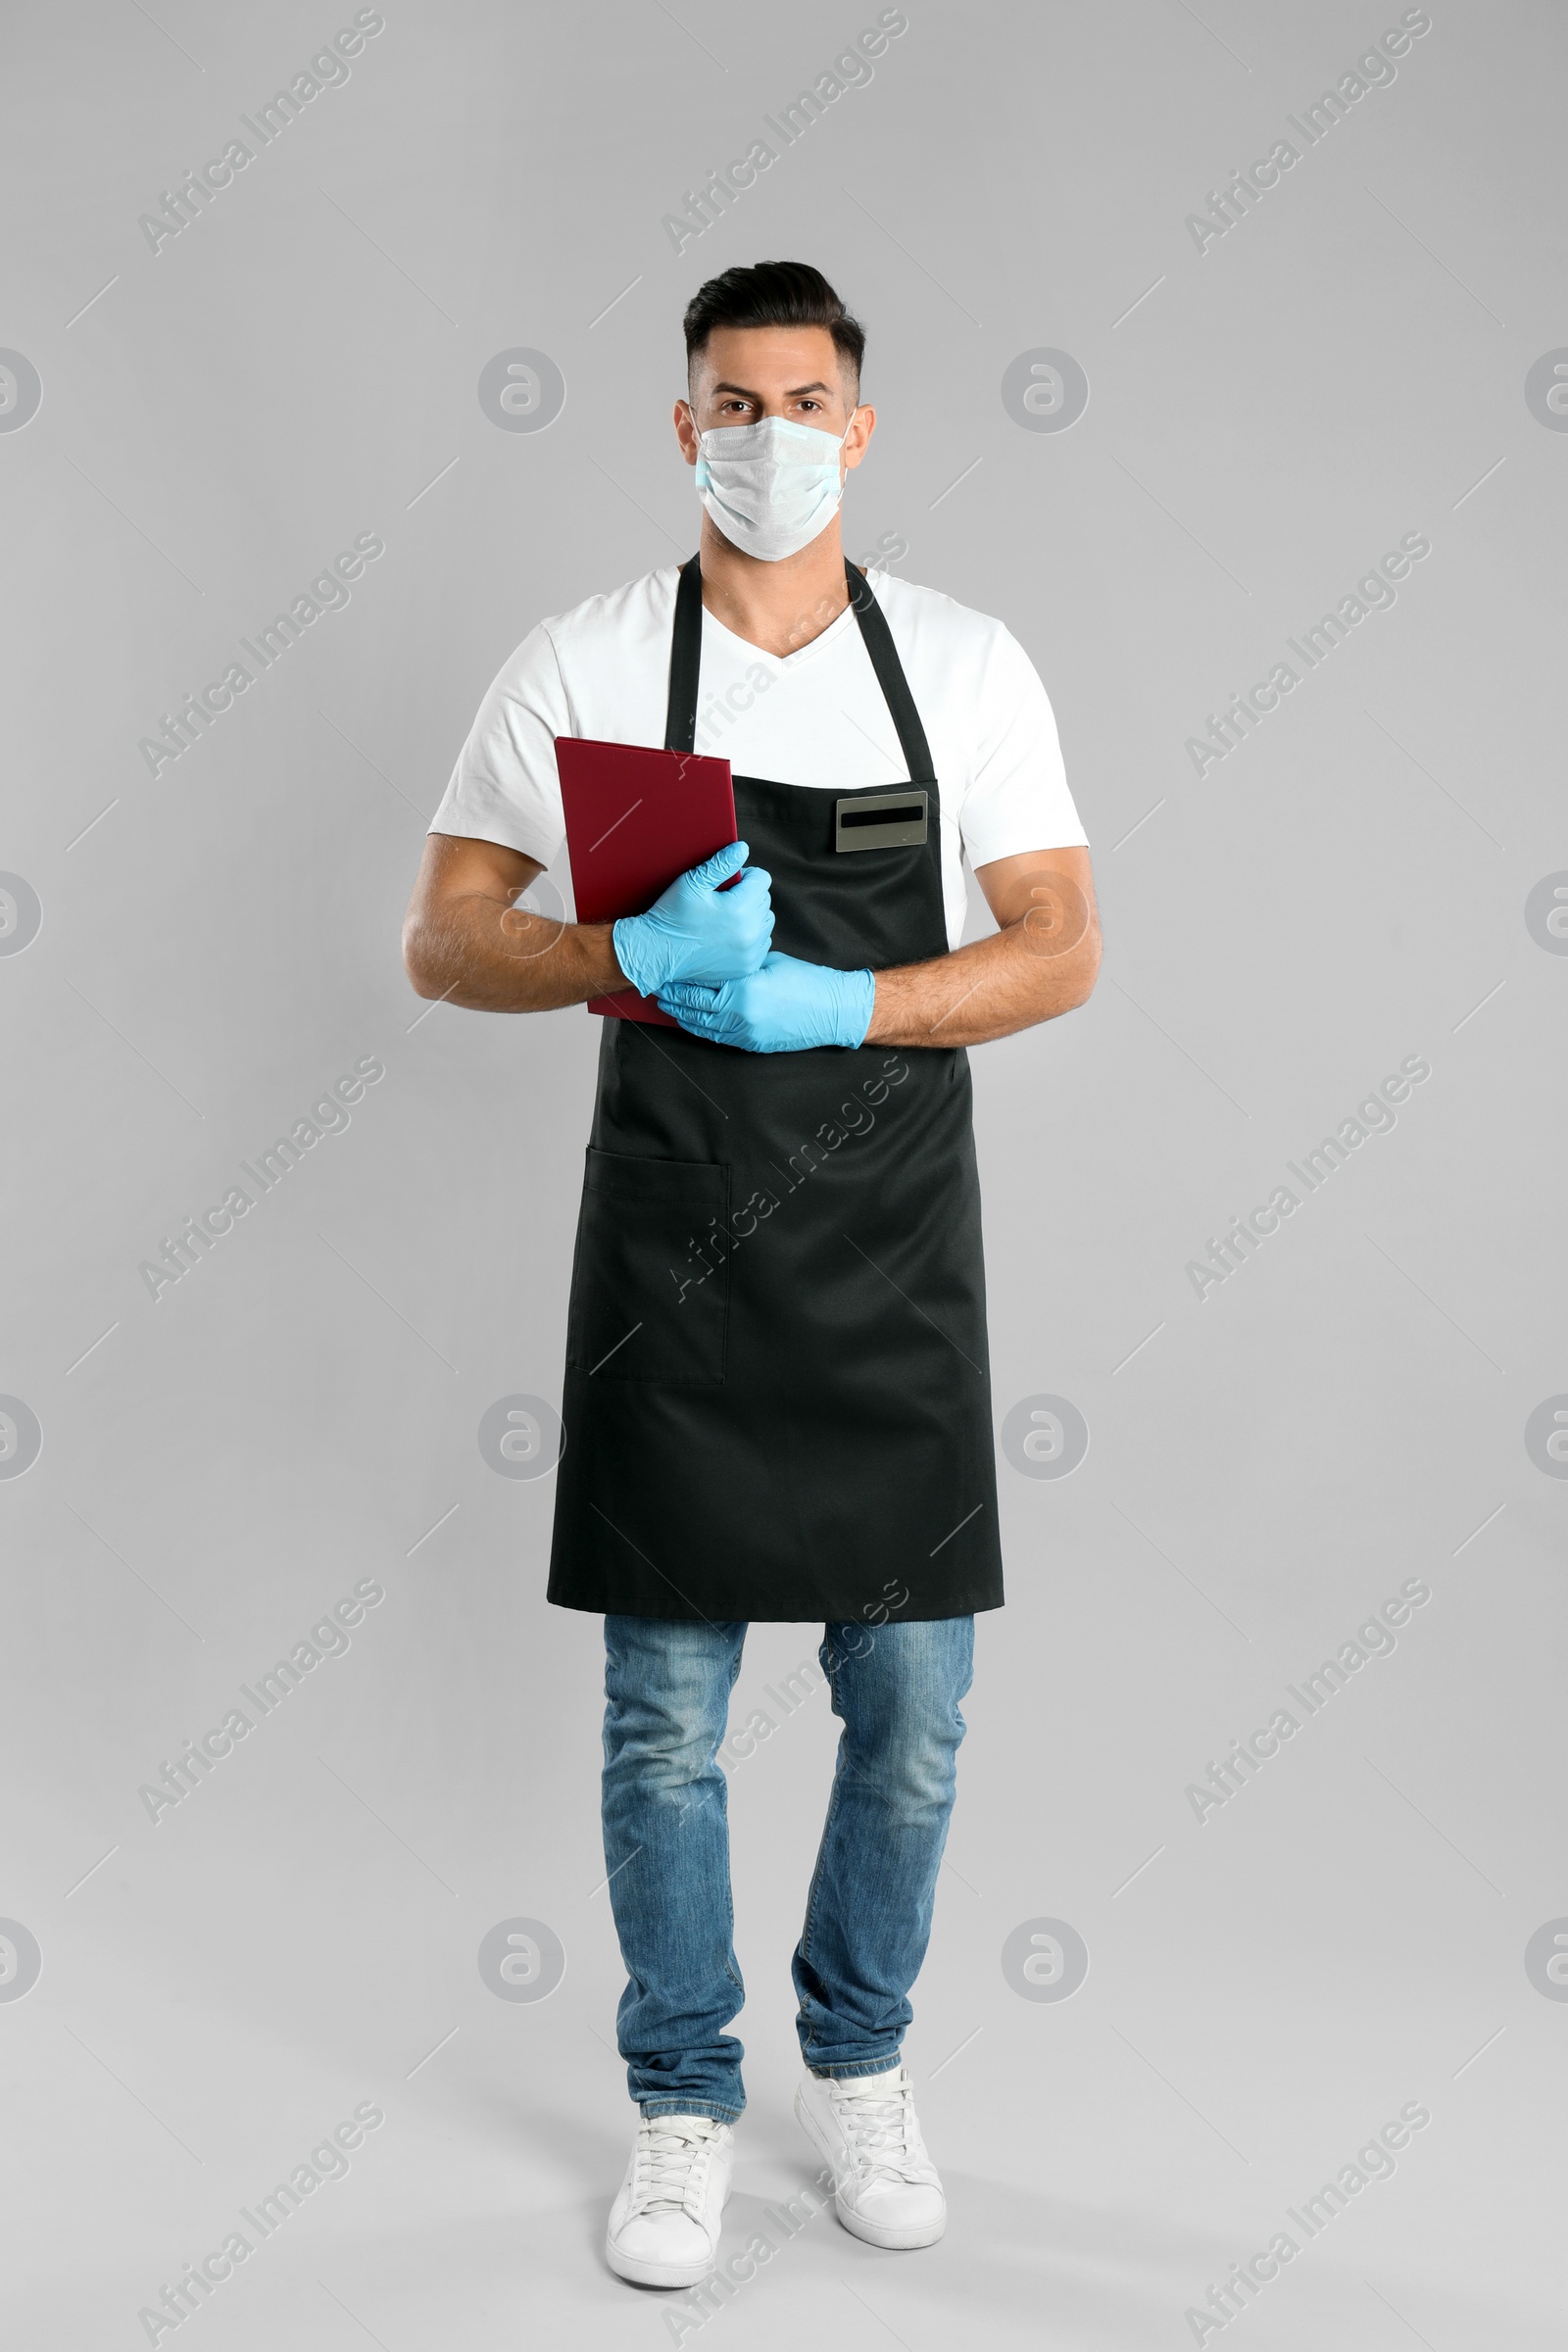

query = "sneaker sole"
[605,2231,721,2289]
[792,2083,947,2250]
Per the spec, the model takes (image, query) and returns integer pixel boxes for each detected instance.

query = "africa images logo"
[476,350,566,433]
[477,1919,565,2002]
[135,13,387,255]
[0,1397,44,1480]
[0,1920,43,2001]
[0,350,43,432]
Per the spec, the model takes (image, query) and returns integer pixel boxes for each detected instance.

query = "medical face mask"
[693,413,855,562]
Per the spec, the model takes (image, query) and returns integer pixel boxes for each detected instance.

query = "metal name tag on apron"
[834,790,928,853]
[547,557,1003,1627]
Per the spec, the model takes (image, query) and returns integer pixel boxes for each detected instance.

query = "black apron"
[546,557,1004,1624]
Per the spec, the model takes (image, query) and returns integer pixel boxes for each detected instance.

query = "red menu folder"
[556,736,738,1025]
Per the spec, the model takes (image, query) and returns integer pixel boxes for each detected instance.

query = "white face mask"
[693,413,855,563]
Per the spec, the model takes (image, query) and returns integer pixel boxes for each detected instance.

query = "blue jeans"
[601,1614,974,2122]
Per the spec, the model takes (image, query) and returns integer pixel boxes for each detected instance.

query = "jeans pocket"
[565,1149,730,1385]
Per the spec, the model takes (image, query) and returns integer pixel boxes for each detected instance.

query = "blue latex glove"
[612,839,773,997]
[658,951,875,1053]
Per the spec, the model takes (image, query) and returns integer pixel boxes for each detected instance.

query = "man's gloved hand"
[612,839,773,997]
[658,951,875,1053]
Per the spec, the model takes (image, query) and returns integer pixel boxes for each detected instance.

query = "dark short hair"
[683,261,865,387]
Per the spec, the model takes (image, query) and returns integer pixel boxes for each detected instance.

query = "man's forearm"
[405,864,1101,1035]
[864,918,1102,1049]
[405,890,625,1012]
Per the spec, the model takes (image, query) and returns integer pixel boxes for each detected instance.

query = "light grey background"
[3,1,1564,2343]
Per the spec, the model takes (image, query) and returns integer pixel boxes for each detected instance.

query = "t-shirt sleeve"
[956,624,1087,867]
[427,622,572,868]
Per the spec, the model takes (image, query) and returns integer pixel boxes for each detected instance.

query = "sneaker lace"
[831,2082,927,2181]
[632,2119,717,2216]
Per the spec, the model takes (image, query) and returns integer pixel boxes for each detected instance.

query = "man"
[403,260,1100,2288]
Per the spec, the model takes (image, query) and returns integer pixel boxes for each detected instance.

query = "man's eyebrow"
[707,379,834,399]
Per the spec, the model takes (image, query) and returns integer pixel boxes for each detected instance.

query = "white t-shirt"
[430,565,1087,951]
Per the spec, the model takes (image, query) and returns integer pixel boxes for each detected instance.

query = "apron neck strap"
[664,557,706,754]
[664,556,936,784]
[844,561,936,784]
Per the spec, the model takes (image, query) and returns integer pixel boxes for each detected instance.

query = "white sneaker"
[605,2112,734,2287]
[794,2061,946,2249]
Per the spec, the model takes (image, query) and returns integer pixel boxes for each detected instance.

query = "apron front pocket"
[565,1148,730,1385]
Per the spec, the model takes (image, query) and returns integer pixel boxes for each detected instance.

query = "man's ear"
[843,404,876,471]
